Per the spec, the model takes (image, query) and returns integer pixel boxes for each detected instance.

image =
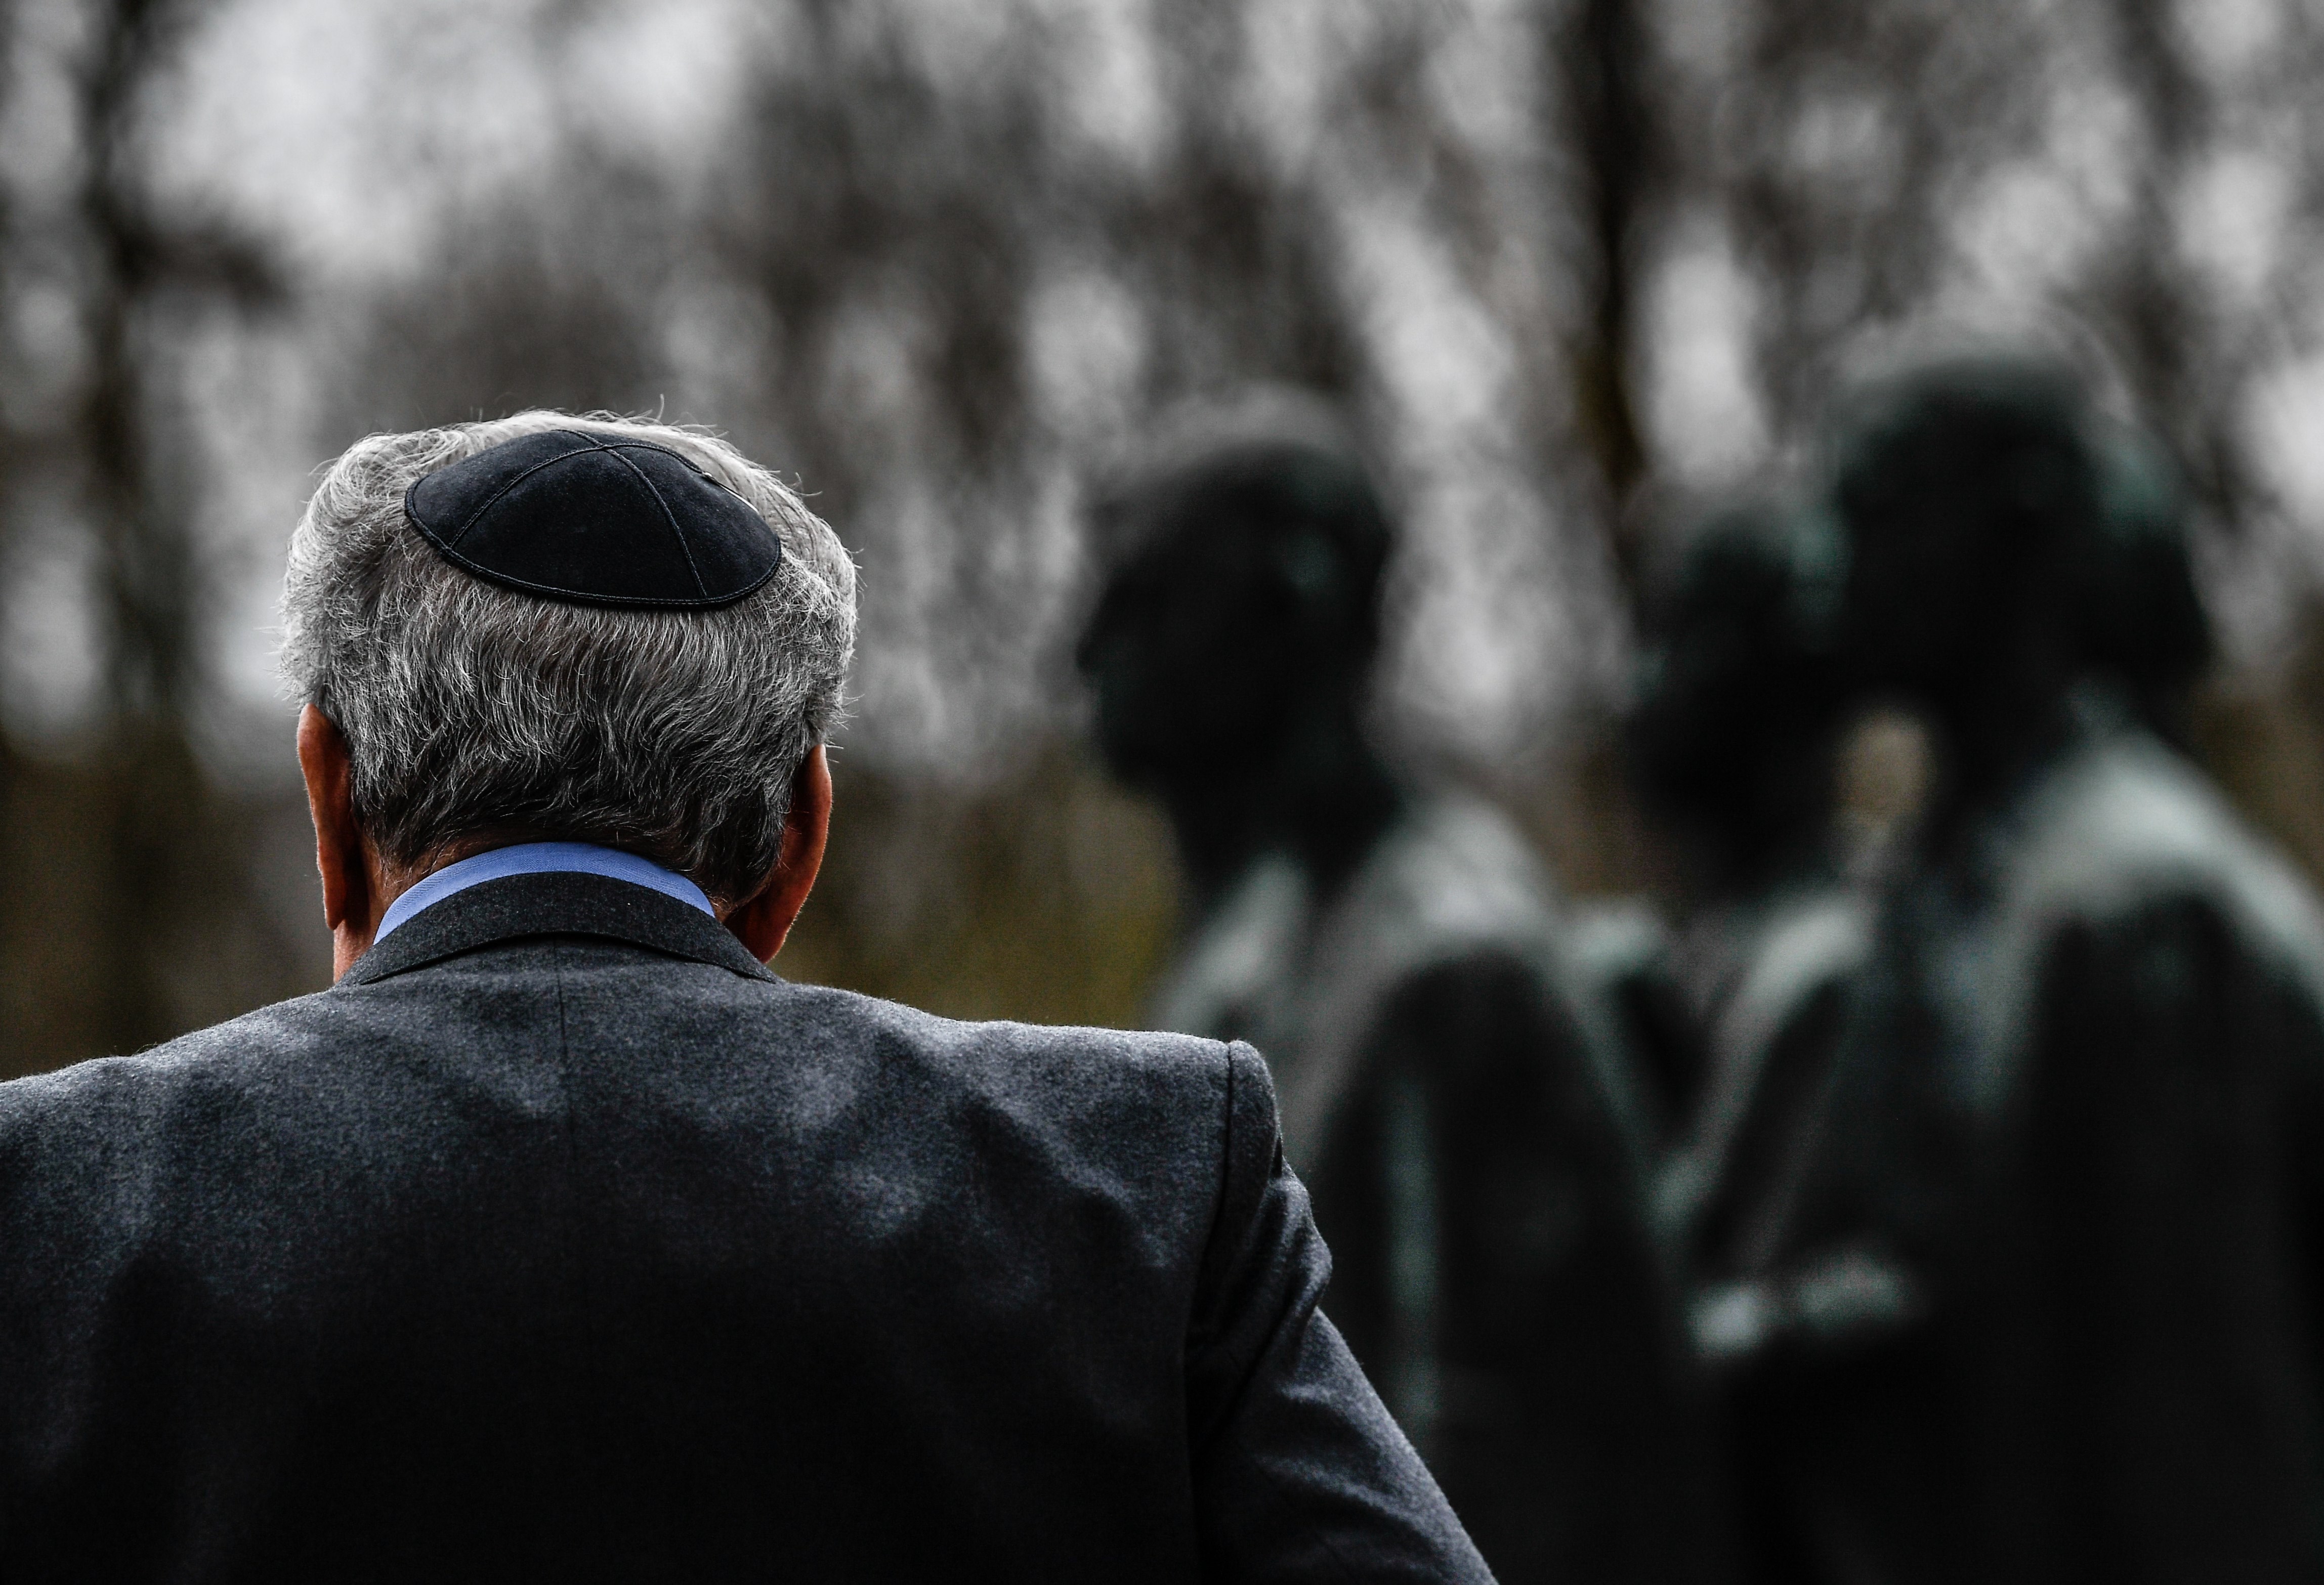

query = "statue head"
[1830,356,2107,722]
[1077,409,1393,802]
[1629,499,1846,891]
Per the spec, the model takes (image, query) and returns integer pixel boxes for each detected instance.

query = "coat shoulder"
[769,978,1273,1139]
[0,991,343,1123]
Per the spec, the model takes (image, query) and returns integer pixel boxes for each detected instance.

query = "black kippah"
[403,428,783,608]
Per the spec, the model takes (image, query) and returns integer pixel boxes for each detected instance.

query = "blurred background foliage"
[6,0,2324,1075]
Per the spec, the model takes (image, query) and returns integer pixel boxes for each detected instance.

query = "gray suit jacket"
[0,872,1489,1582]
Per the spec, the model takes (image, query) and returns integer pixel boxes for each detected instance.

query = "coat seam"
[551,946,595,1331]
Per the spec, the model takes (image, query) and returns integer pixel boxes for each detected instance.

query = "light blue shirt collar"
[373,841,716,943]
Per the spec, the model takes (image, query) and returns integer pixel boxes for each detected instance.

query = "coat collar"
[338,870,779,988]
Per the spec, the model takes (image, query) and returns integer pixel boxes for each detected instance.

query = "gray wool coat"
[0,871,1489,1583]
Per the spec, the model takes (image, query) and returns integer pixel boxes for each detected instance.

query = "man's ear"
[726,742,833,963]
[298,704,379,979]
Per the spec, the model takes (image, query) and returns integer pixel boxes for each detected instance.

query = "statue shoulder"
[2004,734,2324,987]
[1340,792,1562,963]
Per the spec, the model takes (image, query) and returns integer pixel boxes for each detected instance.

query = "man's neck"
[339,836,711,980]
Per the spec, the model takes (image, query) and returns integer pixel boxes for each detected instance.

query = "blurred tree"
[77,0,277,1052]
[1563,0,1656,585]
[0,0,289,1069]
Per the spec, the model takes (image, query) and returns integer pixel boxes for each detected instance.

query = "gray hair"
[280,411,857,907]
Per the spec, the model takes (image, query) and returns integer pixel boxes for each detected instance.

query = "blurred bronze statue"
[1079,398,1729,1585]
[1621,500,1881,1578]
[1627,500,1869,1257]
[1630,502,1848,949]
[1728,357,2324,1583]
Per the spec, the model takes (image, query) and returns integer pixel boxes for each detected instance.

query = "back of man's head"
[280,413,857,908]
